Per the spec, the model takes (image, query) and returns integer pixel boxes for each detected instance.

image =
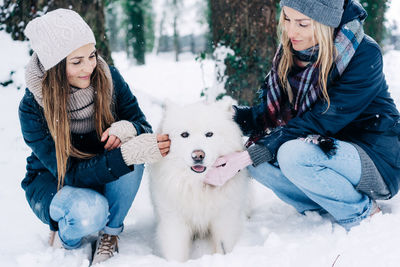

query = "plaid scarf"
[255,18,364,133]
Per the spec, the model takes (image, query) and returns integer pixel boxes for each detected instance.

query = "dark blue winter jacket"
[235,0,400,197]
[19,66,152,230]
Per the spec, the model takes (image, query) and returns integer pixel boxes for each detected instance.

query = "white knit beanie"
[24,8,96,70]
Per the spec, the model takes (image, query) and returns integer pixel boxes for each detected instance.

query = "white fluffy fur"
[149,101,249,262]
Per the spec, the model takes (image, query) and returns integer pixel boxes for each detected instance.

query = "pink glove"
[204,151,252,186]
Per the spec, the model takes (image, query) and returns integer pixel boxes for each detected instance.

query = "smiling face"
[282,6,317,51]
[66,43,97,89]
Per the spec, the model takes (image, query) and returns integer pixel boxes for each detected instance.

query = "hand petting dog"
[204,151,253,186]
[101,121,171,165]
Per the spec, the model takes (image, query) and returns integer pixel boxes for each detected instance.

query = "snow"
[1,28,400,267]
[386,0,400,27]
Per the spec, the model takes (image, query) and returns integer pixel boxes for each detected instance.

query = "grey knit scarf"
[25,53,113,134]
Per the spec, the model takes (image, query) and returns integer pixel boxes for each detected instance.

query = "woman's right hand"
[101,128,122,151]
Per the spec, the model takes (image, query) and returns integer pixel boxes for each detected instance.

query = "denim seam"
[336,199,372,225]
[58,231,81,249]
[104,224,124,235]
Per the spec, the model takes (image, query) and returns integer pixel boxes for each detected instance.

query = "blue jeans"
[49,165,144,249]
[248,139,374,230]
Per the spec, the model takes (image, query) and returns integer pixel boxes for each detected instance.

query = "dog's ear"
[162,99,180,114]
[212,96,237,114]
[156,99,176,133]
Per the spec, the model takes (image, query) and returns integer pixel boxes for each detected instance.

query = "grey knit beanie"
[280,0,344,28]
[24,8,96,70]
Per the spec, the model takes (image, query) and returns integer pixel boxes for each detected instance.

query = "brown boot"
[91,232,119,265]
[48,230,64,249]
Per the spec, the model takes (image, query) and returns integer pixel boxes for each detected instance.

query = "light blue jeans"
[248,139,374,230]
[49,164,144,249]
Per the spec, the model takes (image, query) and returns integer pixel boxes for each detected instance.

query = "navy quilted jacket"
[19,66,152,229]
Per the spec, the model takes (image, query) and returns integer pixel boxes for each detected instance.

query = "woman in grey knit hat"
[19,8,170,264]
[204,0,400,230]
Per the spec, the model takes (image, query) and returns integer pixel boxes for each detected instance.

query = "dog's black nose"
[191,149,205,163]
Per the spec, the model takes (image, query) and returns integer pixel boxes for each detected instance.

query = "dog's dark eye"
[181,132,189,138]
[205,132,213,137]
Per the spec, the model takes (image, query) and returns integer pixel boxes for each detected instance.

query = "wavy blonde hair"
[42,55,115,190]
[277,10,336,108]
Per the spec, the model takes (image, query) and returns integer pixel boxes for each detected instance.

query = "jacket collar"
[339,0,368,27]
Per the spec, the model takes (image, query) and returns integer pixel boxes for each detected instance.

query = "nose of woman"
[82,59,95,74]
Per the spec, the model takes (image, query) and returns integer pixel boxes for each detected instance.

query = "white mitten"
[109,120,137,143]
[121,133,163,165]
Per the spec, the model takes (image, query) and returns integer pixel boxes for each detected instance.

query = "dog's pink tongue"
[192,165,206,172]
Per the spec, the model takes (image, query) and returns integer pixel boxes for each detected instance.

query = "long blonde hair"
[42,55,115,190]
[277,11,336,108]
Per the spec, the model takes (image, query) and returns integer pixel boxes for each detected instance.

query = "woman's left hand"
[101,128,121,151]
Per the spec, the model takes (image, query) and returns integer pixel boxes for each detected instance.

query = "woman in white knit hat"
[20,8,169,264]
[204,0,400,230]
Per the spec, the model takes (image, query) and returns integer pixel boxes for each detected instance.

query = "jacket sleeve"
[233,105,266,137]
[251,38,386,164]
[19,91,132,188]
[110,66,153,135]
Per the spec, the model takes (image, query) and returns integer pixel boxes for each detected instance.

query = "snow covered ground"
[1,29,400,267]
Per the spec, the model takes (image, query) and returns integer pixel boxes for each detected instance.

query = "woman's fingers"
[101,128,110,142]
[110,138,121,150]
[157,134,169,142]
[157,134,171,149]
[158,139,171,149]
[159,147,170,156]
[157,134,170,156]
[104,135,118,150]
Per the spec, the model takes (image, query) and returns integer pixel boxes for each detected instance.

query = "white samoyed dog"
[149,100,250,262]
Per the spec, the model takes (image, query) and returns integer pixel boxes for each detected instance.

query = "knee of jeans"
[248,164,266,179]
[67,191,109,232]
[277,139,313,174]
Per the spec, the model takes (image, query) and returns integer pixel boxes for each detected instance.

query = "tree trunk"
[133,9,146,65]
[156,10,166,55]
[0,0,113,65]
[131,0,145,65]
[173,14,180,61]
[172,0,180,62]
[210,0,278,105]
[359,0,389,46]
[123,0,147,65]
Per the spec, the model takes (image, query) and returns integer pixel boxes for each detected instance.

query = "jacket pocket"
[368,114,398,134]
[389,118,400,136]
